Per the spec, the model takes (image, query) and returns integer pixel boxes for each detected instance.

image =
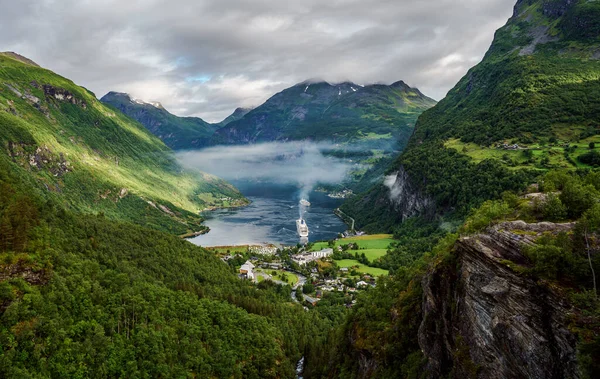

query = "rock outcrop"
[384,167,435,221]
[43,85,87,109]
[419,221,579,379]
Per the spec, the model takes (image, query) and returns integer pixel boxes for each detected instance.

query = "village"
[213,234,393,307]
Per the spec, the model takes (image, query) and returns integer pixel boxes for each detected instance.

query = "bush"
[525,233,574,280]
[461,200,512,234]
[578,151,600,167]
[560,182,598,218]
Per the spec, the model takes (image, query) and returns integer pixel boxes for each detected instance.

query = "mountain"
[0,52,327,377]
[101,91,218,150]
[343,0,600,231]
[216,106,253,127]
[211,80,436,147]
[0,52,246,235]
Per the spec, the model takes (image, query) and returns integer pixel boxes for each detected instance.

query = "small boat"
[299,199,311,206]
[296,218,309,237]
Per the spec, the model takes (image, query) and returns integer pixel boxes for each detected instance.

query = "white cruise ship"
[296,218,309,237]
[299,199,311,207]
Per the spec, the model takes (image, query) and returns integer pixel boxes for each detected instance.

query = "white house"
[239,261,255,280]
[311,248,333,258]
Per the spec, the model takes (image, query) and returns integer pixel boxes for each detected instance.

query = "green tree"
[560,182,598,218]
[302,283,314,294]
[542,194,567,221]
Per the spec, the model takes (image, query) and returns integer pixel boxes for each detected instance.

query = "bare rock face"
[384,167,435,221]
[419,221,579,379]
[0,263,49,286]
[43,85,87,109]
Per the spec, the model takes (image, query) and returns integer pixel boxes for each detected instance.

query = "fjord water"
[190,182,347,247]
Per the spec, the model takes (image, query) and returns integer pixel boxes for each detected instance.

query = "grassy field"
[312,234,393,267]
[444,137,600,170]
[336,260,389,276]
[255,269,298,286]
[275,271,298,286]
[312,234,394,251]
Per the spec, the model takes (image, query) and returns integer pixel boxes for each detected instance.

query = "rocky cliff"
[384,167,435,221]
[419,221,580,379]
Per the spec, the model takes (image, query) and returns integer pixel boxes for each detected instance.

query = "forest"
[0,153,342,378]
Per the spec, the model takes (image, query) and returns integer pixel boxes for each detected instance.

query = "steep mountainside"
[211,80,436,147]
[0,53,246,235]
[100,91,219,150]
[343,0,600,231]
[0,52,332,377]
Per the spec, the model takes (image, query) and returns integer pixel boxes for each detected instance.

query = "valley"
[1,0,600,378]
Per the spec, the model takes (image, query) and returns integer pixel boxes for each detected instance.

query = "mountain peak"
[101,92,165,110]
[390,80,409,89]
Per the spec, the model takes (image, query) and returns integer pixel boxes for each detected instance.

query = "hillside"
[100,91,219,150]
[0,53,246,235]
[0,134,330,377]
[211,80,436,148]
[343,0,600,231]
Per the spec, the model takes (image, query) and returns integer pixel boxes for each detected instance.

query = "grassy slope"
[0,53,246,234]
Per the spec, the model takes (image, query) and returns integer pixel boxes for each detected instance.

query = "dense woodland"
[0,152,348,377]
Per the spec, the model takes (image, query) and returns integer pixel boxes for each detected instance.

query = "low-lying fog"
[177,141,356,197]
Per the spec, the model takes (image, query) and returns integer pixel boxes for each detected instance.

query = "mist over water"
[176,141,354,193]
[178,142,353,246]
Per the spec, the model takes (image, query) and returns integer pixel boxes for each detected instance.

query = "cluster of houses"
[316,278,373,293]
[248,245,278,255]
[497,143,521,150]
[291,248,334,266]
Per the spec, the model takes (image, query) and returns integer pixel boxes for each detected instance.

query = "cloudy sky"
[1,0,516,122]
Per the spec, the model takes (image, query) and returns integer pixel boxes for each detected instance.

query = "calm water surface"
[190,182,347,247]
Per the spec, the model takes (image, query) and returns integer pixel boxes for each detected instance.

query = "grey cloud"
[0,0,516,122]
